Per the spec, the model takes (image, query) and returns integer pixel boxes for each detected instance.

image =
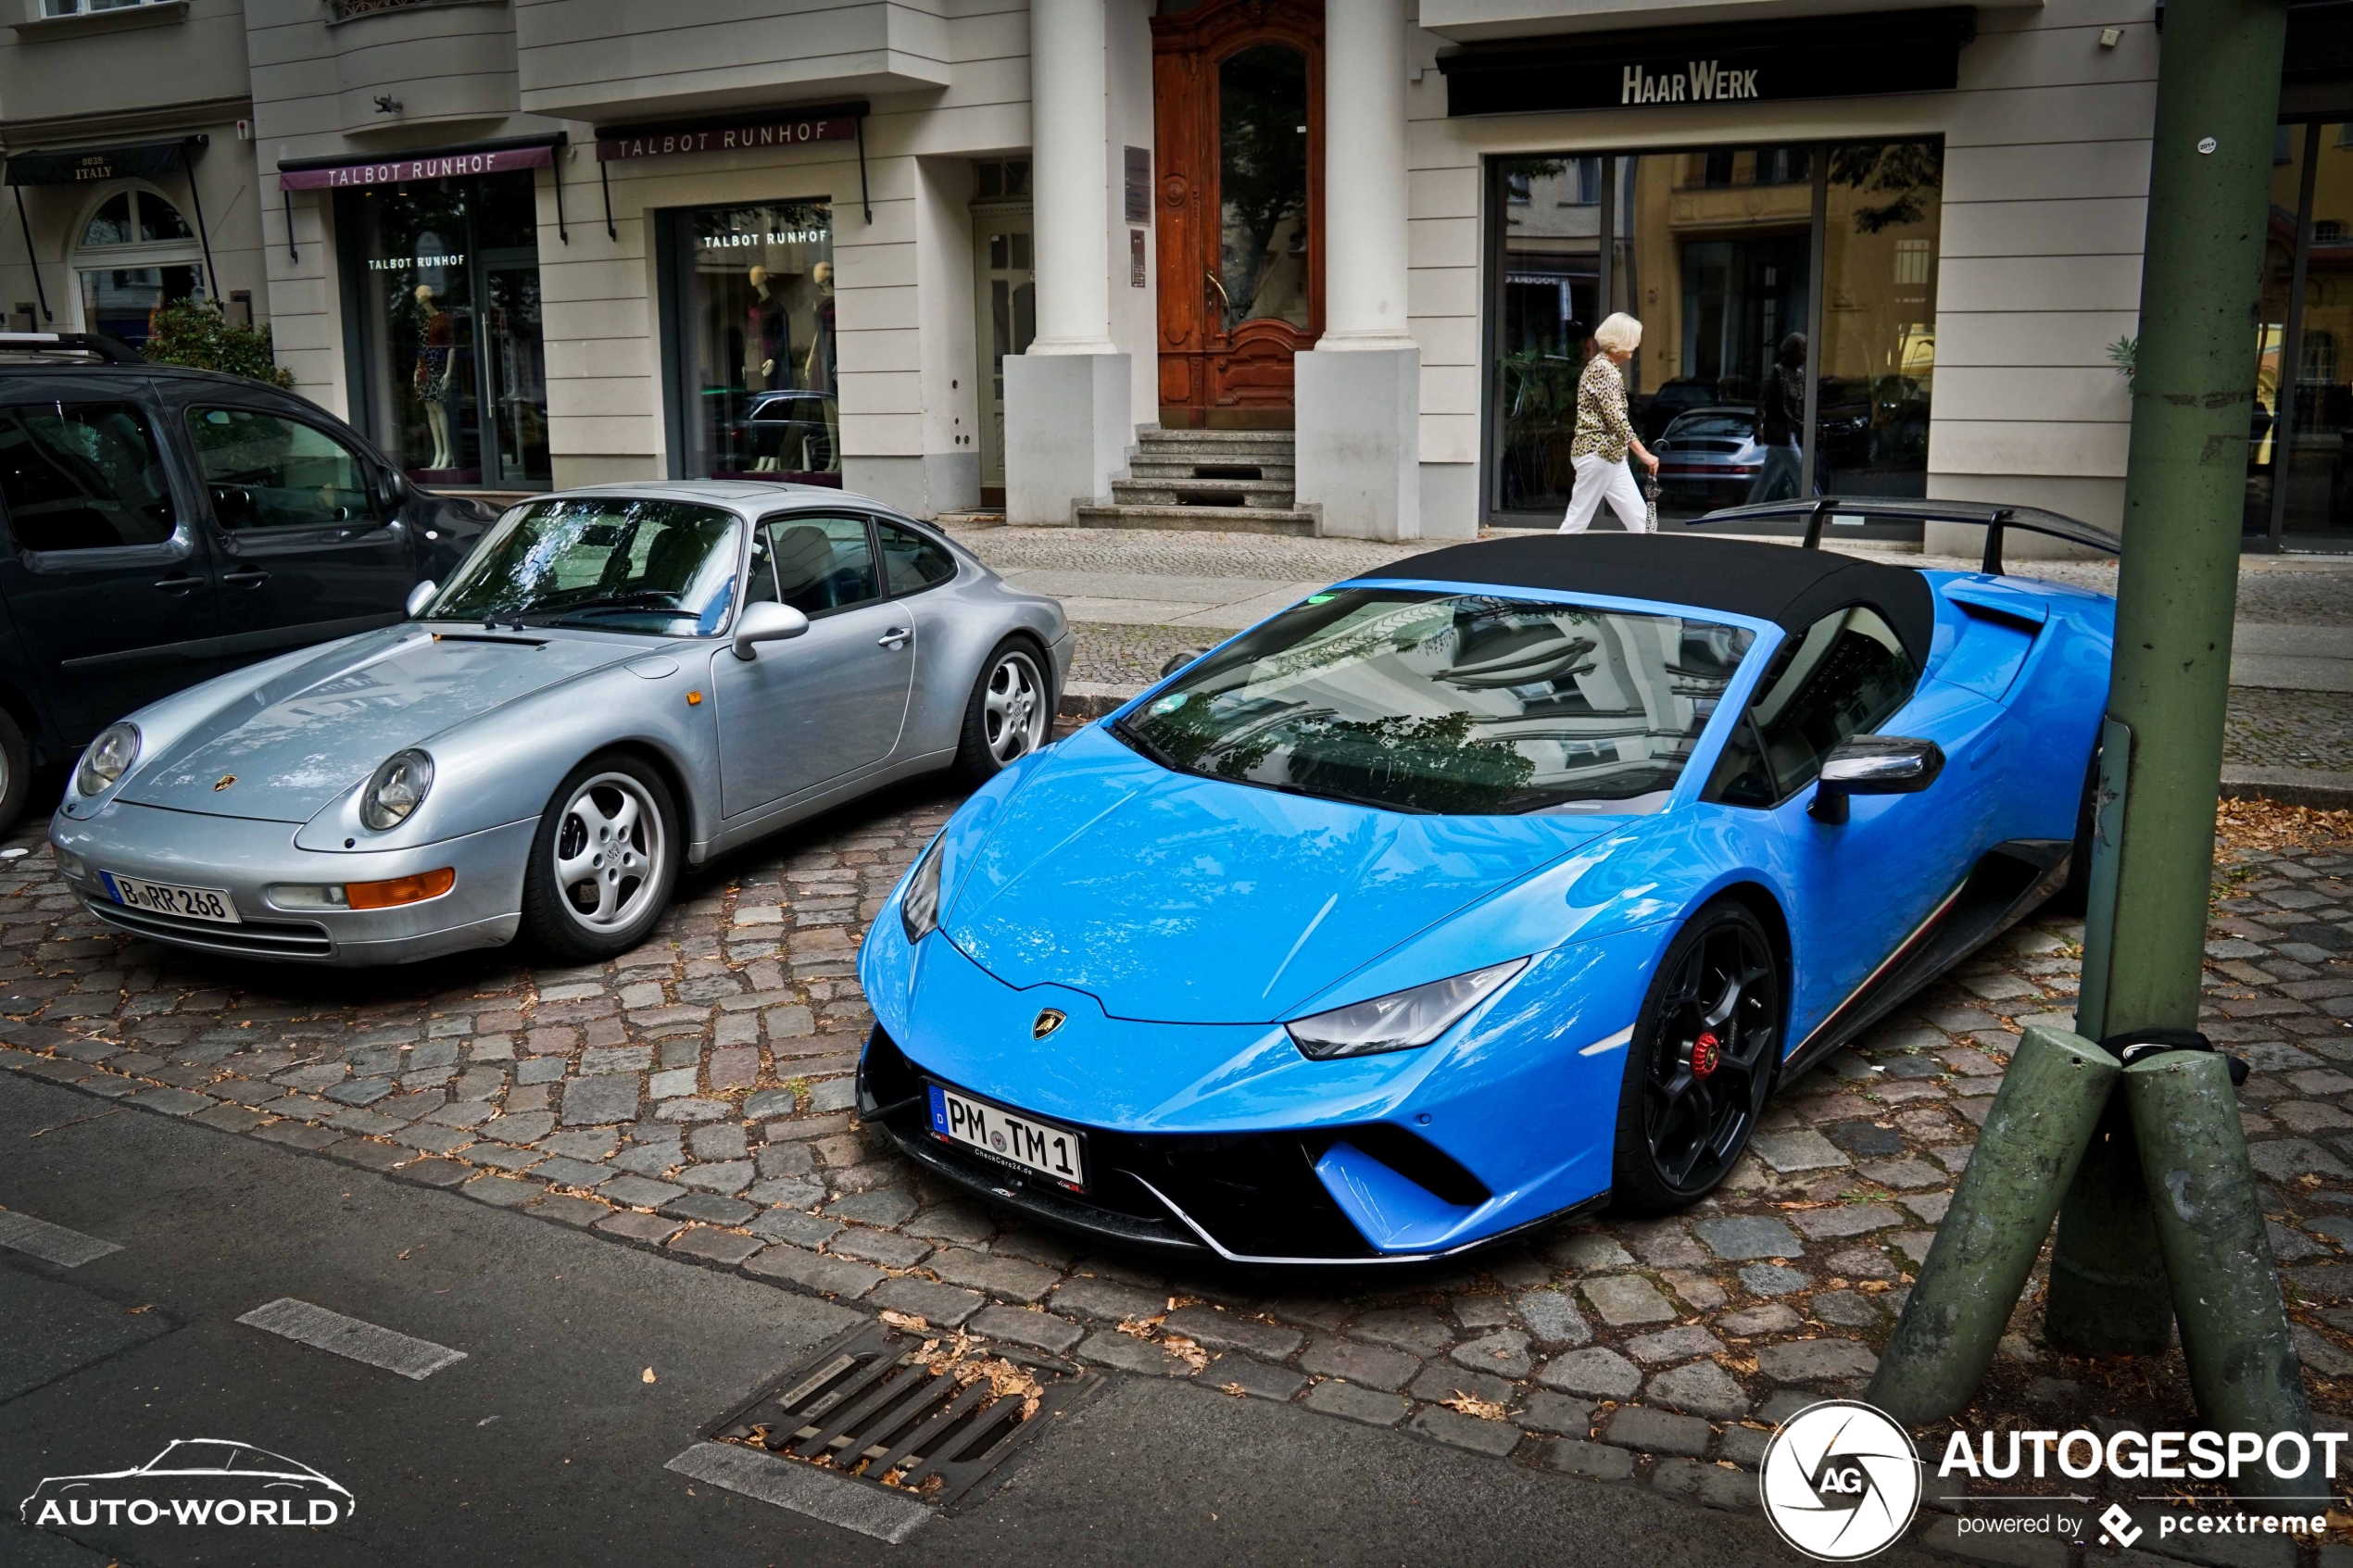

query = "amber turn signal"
[345,867,457,909]
[686,691,703,706]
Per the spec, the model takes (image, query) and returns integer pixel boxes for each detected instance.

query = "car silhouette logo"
[1032,1009,1065,1039]
[212,774,236,792]
[19,1438,356,1528]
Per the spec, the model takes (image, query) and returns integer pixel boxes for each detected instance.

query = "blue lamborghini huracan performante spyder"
[857,520,2117,1264]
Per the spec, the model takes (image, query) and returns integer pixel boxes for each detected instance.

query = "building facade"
[0,0,2346,553]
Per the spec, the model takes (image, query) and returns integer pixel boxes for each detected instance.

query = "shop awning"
[589,101,873,226]
[1437,6,1977,117]
[3,134,220,327]
[274,132,566,192]
[272,132,571,258]
[5,136,192,187]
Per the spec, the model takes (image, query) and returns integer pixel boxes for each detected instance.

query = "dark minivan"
[0,333,496,833]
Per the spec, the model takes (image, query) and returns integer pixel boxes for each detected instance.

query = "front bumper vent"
[82,897,333,959]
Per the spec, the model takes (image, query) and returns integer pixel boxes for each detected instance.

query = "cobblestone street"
[4,734,2351,1529]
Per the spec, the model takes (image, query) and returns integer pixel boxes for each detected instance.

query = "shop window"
[664,201,837,484]
[1487,140,1942,528]
[71,186,206,351]
[336,170,548,489]
[2246,122,2353,551]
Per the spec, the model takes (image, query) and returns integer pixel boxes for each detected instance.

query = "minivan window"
[0,400,175,550]
[185,408,374,532]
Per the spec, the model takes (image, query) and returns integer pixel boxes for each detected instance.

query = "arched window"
[71,184,206,350]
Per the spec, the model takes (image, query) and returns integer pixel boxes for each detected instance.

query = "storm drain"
[704,1321,1097,1511]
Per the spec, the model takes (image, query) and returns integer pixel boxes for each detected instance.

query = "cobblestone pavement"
[4,766,2352,1523]
[2227,689,2353,774]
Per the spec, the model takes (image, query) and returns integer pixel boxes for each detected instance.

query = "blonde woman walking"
[1561,312,1658,534]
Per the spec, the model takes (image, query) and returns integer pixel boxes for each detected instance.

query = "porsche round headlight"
[1286,958,1530,1060]
[900,834,946,946]
[74,722,140,797]
[360,749,434,831]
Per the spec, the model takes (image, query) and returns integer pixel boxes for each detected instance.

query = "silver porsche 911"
[47,482,1069,965]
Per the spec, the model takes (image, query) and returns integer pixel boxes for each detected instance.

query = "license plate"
[927,1083,1086,1192]
[101,872,241,925]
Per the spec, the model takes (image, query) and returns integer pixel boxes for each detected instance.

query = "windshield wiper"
[1110,715,1182,772]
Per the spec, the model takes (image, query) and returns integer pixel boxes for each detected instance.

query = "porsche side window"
[878,520,955,596]
[0,400,176,550]
[1705,606,1917,807]
[766,515,880,616]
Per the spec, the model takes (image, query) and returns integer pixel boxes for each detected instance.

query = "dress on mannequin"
[745,266,789,472]
[413,283,457,472]
[804,260,838,473]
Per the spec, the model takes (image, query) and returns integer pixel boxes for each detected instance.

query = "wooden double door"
[1151,0,1323,428]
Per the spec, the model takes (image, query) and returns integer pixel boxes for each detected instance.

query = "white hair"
[1592,312,1642,355]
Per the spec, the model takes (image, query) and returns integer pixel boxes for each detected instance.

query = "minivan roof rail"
[0,332,144,366]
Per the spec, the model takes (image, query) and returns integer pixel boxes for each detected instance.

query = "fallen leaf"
[1440,1391,1510,1422]
[879,1310,930,1333]
[1218,1382,1248,1398]
[641,1367,658,1384]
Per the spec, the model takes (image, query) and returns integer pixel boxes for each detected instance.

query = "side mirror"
[377,468,410,510]
[1809,734,1945,825]
[1160,649,1205,678]
[732,600,810,660]
[405,580,437,618]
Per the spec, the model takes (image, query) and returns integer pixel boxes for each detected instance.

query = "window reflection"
[1217,44,1311,332]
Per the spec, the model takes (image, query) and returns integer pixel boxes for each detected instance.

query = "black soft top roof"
[1358,533,1935,664]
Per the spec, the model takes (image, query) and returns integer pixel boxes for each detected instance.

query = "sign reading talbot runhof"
[596,114,858,163]
[277,144,555,192]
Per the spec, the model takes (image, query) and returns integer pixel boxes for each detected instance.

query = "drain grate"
[705,1321,1097,1510]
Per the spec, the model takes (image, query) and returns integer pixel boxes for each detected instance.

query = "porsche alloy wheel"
[521,754,679,961]
[952,639,1052,784]
[1610,899,1783,1215]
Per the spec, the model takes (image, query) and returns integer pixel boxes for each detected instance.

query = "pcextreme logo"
[19,1438,355,1531]
[1758,1399,1923,1562]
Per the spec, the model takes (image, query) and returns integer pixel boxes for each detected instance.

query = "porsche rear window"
[1114,588,1754,816]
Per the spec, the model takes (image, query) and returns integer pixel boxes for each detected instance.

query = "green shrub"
[137,301,294,388]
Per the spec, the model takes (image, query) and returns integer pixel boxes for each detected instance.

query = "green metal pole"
[2044,0,2290,1356]
[2043,1095,2175,1356]
[2123,1051,2313,1501]
[1867,1027,2117,1427]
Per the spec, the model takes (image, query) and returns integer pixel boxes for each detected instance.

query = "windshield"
[1114,588,1754,815]
[429,496,741,635]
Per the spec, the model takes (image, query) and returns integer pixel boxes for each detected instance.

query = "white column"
[1294,0,1420,537]
[1028,0,1115,355]
[1320,0,1413,349]
[1005,0,1133,523]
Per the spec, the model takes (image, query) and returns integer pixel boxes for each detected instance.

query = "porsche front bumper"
[49,801,533,966]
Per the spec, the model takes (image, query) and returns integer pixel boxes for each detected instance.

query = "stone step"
[1127,458,1297,483]
[1135,432,1296,457]
[1073,502,1319,536]
[1109,477,1298,508]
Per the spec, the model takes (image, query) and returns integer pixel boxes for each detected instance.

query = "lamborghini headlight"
[1286,959,1529,1060]
[900,834,946,945]
[74,722,140,797]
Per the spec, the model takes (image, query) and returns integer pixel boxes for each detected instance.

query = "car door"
[711,510,915,818]
[0,384,223,742]
[1702,603,2002,1036]
[173,395,411,670]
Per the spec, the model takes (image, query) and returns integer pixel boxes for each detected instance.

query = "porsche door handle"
[877,627,910,650]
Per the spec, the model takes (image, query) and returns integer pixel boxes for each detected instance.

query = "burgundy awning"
[276,135,561,192]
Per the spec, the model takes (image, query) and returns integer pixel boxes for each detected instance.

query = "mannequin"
[412,283,456,471]
[745,265,789,472]
[803,259,837,472]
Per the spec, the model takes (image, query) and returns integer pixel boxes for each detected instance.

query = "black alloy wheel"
[1610,898,1782,1215]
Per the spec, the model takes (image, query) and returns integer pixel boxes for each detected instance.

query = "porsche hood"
[941,727,1614,1025]
[121,629,637,823]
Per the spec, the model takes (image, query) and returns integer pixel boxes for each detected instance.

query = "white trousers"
[1560,452,1650,533]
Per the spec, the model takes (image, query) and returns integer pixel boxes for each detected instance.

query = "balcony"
[515,0,949,125]
[329,0,519,136]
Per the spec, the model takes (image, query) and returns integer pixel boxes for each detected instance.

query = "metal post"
[2044,0,2295,1381]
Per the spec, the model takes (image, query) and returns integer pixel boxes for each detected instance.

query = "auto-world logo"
[20,1439,354,1530]
[1759,1399,1923,1561]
